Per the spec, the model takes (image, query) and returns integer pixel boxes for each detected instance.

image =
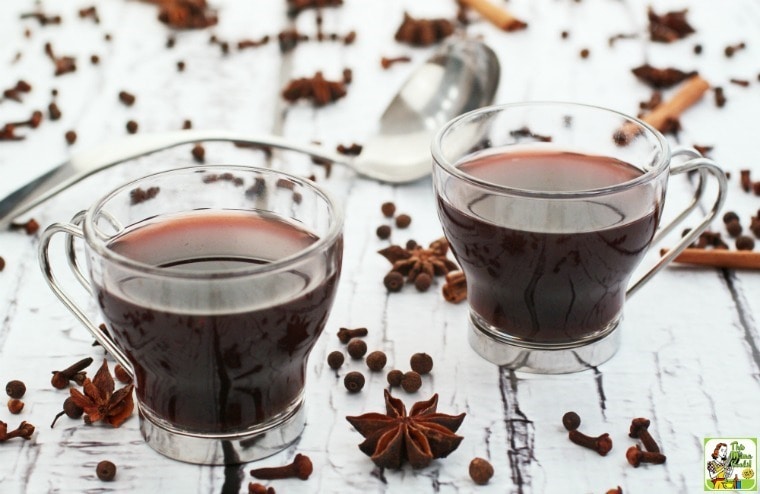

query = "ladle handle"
[1,130,349,229]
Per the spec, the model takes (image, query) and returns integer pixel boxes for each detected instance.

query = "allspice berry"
[381,201,396,218]
[8,399,24,414]
[469,457,494,485]
[63,396,84,419]
[395,214,412,228]
[401,371,422,393]
[723,211,739,224]
[414,273,432,292]
[347,338,368,359]
[327,350,345,369]
[344,371,365,393]
[562,411,581,431]
[376,225,391,240]
[126,120,138,134]
[6,380,26,399]
[383,271,404,292]
[410,352,433,375]
[737,235,755,251]
[726,219,742,237]
[365,351,387,372]
[387,369,403,387]
[96,460,116,481]
[114,364,132,384]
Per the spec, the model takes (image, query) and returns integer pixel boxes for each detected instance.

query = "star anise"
[346,390,465,469]
[379,237,458,285]
[631,64,697,89]
[282,71,348,107]
[394,13,455,47]
[69,359,135,427]
[141,0,218,29]
[287,0,343,18]
[647,7,695,43]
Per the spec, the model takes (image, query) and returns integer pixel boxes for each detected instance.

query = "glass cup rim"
[431,101,672,199]
[82,164,344,280]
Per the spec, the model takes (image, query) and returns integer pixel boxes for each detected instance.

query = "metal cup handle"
[626,148,727,297]
[39,218,134,373]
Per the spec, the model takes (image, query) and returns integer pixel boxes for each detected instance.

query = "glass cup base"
[467,312,621,373]
[138,400,306,465]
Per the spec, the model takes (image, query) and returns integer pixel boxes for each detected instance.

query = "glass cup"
[432,102,726,373]
[39,165,343,464]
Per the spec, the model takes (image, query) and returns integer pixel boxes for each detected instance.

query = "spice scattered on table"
[346,390,465,469]
[347,338,368,359]
[0,420,35,442]
[50,396,84,428]
[400,371,422,393]
[458,0,527,31]
[344,371,365,393]
[118,91,136,106]
[562,411,581,431]
[327,350,345,369]
[378,238,458,293]
[68,359,135,427]
[387,369,403,387]
[51,357,93,389]
[394,13,454,47]
[631,64,697,89]
[442,270,467,303]
[337,327,368,343]
[647,7,695,42]
[5,380,26,399]
[469,457,494,485]
[282,71,349,107]
[129,186,160,205]
[366,351,387,372]
[44,42,76,76]
[626,444,666,467]
[7,399,24,414]
[250,453,313,480]
[96,460,117,481]
[410,353,433,375]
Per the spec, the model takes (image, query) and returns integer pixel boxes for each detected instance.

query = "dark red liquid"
[95,211,341,433]
[438,150,659,343]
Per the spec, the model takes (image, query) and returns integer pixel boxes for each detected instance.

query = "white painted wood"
[1,0,759,492]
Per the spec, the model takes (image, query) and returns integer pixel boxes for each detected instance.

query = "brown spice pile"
[394,13,455,47]
[631,64,697,89]
[282,72,348,107]
[141,0,218,29]
[647,7,695,42]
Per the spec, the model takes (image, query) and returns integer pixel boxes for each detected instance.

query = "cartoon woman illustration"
[707,443,734,489]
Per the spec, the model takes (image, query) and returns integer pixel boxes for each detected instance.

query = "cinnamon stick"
[617,75,710,143]
[442,271,467,303]
[660,248,760,270]
[642,75,710,130]
[459,0,527,31]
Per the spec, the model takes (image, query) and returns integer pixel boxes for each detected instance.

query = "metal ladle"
[0,38,499,229]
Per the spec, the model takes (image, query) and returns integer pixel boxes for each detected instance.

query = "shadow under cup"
[432,102,724,373]
[40,166,343,464]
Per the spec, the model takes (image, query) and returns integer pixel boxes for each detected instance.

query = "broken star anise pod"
[647,7,695,43]
[379,237,458,284]
[69,359,135,427]
[346,390,465,469]
[394,13,455,47]
[631,64,697,89]
[282,71,347,107]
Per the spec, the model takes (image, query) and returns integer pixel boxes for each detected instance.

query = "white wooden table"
[1,0,759,492]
